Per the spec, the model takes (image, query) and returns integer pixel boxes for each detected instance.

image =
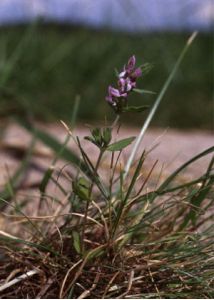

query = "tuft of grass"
[0,138,213,298]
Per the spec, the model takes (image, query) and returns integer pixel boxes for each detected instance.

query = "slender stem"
[89,149,104,196]
[81,114,120,252]
[111,114,120,128]
[81,149,104,254]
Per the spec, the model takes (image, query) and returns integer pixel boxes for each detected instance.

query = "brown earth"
[0,121,213,233]
[1,122,213,185]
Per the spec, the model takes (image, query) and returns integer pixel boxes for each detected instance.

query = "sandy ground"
[0,122,213,186]
[0,121,213,233]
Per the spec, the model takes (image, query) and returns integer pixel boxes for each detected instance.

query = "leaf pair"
[84,127,112,150]
[84,127,136,152]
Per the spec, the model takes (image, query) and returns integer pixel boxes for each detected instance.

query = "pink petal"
[120,92,128,98]
[118,78,126,89]
[119,70,126,78]
[126,82,132,91]
[131,67,142,78]
[108,86,120,97]
[127,55,136,72]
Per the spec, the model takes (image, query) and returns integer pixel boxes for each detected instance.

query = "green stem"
[111,114,120,128]
[81,148,104,254]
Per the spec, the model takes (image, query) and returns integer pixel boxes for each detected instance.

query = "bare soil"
[0,122,213,220]
[0,122,213,186]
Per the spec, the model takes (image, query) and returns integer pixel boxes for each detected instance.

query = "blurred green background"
[0,24,213,129]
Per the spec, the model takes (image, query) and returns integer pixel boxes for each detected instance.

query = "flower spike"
[105,55,142,113]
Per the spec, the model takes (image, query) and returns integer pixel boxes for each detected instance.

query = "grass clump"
[0,33,213,299]
[0,129,213,298]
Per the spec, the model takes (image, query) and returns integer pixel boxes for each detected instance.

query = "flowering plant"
[3,33,213,299]
[106,55,149,114]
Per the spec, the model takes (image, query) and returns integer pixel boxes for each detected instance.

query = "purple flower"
[127,55,136,73]
[108,86,120,97]
[118,77,135,92]
[131,67,142,79]
[105,85,127,108]
[106,55,142,113]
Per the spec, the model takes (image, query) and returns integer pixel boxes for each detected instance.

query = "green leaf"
[84,136,98,147]
[72,177,90,201]
[0,236,59,256]
[133,88,156,95]
[85,127,112,149]
[122,105,149,113]
[140,62,154,75]
[86,246,105,261]
[17,119,91,178]
[72,231,81,254]
[91,128,101,142]
[102,127,112,146]
[39,167,54,194]
[0,137,36,208]
[158,146,214,193]
[107,137,135,152]
[180,156,214,229]
[88,128,103,147]
[40,97,80,195]
[114,68,119,77]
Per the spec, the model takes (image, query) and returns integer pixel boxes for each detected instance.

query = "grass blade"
[0,137,36,209]
[180,156,214,228]
[112,151,145,236]
[39,96,80,194]
[124,31,198,177]
[158,146,214,193]
[17,119,91,178]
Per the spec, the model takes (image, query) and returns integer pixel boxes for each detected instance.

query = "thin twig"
[116,270,134,298]
[0,269,40,292]
[102,271,120,298]
[59,259,83,299]
[78,271,101,299]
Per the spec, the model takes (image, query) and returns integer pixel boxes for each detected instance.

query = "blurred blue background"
[0,0,213,31]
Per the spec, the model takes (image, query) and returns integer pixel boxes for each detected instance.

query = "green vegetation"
[1,130,213,297]
[0,24,213,129]
[0,36,213,298]
[1,118,213,298]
